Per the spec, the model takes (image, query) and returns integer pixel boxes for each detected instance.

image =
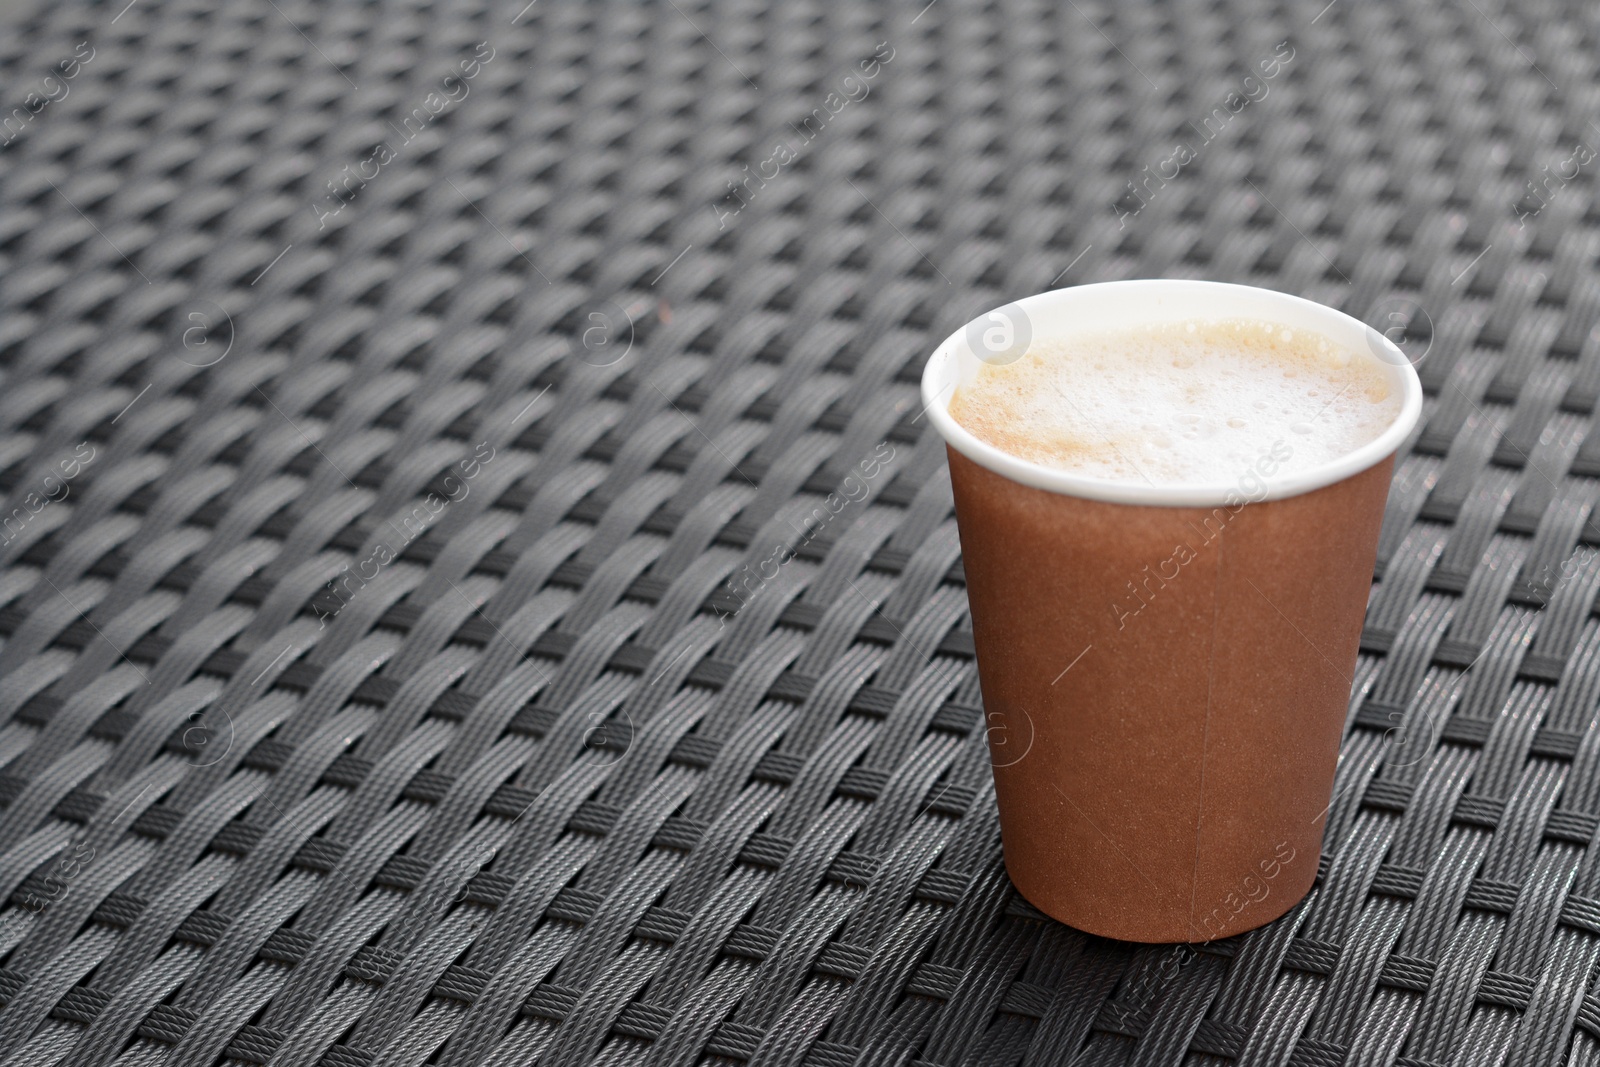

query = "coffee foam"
[946,318,1400,485]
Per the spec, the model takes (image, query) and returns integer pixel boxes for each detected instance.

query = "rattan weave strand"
[0,0,1597,1064]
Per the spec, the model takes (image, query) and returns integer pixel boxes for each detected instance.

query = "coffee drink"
[946,319,1398,484]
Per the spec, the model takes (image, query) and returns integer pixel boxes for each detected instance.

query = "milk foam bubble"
[946,318,1399,484]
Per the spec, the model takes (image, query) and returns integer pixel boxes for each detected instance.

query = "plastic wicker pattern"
[1,0,1599,1064]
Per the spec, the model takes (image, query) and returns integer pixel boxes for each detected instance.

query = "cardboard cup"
[923,280,1423,943]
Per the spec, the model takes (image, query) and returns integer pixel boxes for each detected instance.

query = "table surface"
[1,0,1599,1064]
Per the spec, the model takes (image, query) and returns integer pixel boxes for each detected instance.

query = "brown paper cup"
[923,280,1423,943]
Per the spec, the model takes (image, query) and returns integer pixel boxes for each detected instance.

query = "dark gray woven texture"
[0,0,1597,1063]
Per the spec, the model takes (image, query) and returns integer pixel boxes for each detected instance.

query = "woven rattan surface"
[1,0,1598,1063]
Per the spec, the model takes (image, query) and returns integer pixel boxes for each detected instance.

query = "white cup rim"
[921,279,1424,507]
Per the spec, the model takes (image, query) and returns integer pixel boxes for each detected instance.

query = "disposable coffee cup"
[923,280,1422,942]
